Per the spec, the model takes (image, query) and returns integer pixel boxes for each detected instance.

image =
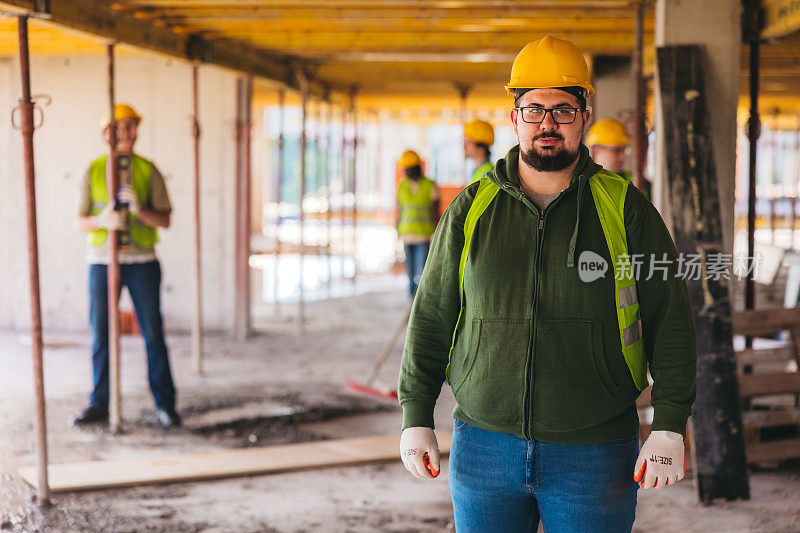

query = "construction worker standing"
[586,118,652,199]
[73,103,181,428]
[398,36,696,532]
[464,119,495,184]
[396,150,440,297]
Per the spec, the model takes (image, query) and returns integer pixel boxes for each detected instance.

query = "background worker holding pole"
[463,119,495,184]
[396,150,440,297]
[73,103,181,428]
[586,117,652,199]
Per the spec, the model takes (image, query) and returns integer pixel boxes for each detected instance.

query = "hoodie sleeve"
[398,184,477,430]
[625,188,697,438]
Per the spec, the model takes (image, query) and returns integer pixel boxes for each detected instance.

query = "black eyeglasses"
[516,106,579,124]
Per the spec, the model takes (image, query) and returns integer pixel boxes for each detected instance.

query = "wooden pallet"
[638,307,800,465]
[19,431,452,493]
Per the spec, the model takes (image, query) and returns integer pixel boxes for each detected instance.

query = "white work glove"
[117,185,141,215]
[400,427,440,479]
[94,203,126,231]
[634,430,686,489]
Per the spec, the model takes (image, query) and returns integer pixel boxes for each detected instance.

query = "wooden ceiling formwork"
[0,1,798,118]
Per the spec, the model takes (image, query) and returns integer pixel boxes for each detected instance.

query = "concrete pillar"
[654,0,741,255]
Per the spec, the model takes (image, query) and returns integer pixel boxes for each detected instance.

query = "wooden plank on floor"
[736,346,795,366]
[19,431,452,493]
[743,408,800,429]
[732,308,800,337]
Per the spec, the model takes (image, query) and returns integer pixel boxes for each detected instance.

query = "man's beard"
[520,133,579,172]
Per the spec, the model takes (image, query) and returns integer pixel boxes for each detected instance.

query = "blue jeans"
[89,261,176,412]
[403,241,430,296]
[449,419,638,532]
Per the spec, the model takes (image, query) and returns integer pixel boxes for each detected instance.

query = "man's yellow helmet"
[586,118,630,147]
[100,103,142,129]
[464,119,495,146]
[506,36,594,97]
[399,150,422,169]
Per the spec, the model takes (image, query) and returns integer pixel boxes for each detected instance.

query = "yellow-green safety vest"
[397,177,437,238]
[470,161,494,184]
[87,154,158,249]
[449,171,648,391]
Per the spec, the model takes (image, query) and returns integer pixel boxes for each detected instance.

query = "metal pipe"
[632,0,646,191]
[297,71,309,332]
[746,38,759,316]
[191,62,203,375]
[340,103,348,282]
[349,87,358,284]
[273,89,285,312]
[17,14,50,505]
[106,43,122,434]
[243,77,253,336]
[234,77,252,340]
[325,98,333,292]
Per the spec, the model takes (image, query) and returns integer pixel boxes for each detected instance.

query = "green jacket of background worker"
[396,149,440,297]
[586,117,652,199]
[398,35,697,532]
[464,119,495,184]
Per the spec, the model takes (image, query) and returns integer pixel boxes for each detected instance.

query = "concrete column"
[654,0,741,255]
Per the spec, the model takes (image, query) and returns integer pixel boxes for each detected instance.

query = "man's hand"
[95,203,126,231]
[400,427,440,479]
[634,430,685,489]
[117,186,141,215]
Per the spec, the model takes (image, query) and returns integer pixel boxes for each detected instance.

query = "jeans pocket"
[453,418,468,430]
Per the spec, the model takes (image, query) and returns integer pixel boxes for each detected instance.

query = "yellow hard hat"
[505,36,594,97]
[464,119,494,146]
[586,118,630,147]
[100,103,142,129]
[398,150,422,169]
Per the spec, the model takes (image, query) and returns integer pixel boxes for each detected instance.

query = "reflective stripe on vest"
[446,172,648,391]
[470,161,494,184]
[397,177,436,238]
[87,154,157,248]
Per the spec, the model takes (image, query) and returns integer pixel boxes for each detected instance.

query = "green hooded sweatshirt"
[398,144,696,444]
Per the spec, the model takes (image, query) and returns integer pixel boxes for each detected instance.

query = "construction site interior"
[1,1,800,532]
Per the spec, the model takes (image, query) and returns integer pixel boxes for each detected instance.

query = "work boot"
[72,404,108,426]
[156,409,182,428]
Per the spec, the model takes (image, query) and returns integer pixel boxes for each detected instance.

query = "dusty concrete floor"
[1,288,799,532]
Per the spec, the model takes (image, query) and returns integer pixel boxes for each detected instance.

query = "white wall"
[0,53,239,333]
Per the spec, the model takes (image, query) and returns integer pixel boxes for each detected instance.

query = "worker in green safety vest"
[586,118,652,200]
[396,150,440,297]
[398,36,696,532]
[464,119,495,184]
[73,103,180,429]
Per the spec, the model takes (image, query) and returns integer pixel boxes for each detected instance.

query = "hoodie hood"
[486,143,602,268]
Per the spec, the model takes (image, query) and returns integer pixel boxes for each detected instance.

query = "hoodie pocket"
[533,318,622,431]
[451,318,529,426]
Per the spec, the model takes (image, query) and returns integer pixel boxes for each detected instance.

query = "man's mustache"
[533,132,563,141]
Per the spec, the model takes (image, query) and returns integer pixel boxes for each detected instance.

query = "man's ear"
[510,108,518,135]
[582,107,591,125]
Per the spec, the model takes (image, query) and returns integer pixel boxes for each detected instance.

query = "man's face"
[464,138,481,160]
[103,118,139,153]
[591,145,628,174]
[510,88,591,172]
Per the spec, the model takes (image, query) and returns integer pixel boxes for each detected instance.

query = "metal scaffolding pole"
[234,77,252,340]
[455,83,471,181]
[106,43,123,434]
[273,89,285,313]
[340,103,348,282]
[349,87,358,283]
[16,14,50,505]
[325,98,333,292]
[745,0,761,323]
[190,62,203,374]
[632,0,647,190]
[297,70,309,332]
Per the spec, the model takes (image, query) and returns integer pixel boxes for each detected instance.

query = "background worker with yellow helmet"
[399,35,696,532]
[586,118,652,199]
[463,119,495,184]
[396,150,440,297]
[74,103,181,428]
